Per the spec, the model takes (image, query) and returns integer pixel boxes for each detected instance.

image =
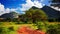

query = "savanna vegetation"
[0,8,60,34]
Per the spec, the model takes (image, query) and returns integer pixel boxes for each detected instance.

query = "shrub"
[15,21,25,24]
[0,27,15,34]
[34,21,48,32]
[47,24,58,34]
[8,26,14,31]
[0,27,10,34]
[57,24,60,34]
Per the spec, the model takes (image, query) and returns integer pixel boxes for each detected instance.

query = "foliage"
[0,27,10,34]
[46,24,58,34]
[0,26,17,34]
[57,24,60,34]
[25,8,48,32]
[34,21,48,32]
[8,26,14,31]
[36,21,45,29]
[25,8,47,23]
[13,18,18,22]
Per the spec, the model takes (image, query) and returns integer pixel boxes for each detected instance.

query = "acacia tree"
[25,8,48,31]
[25,8,47,23]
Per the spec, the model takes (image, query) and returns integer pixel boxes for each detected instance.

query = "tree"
[25,8,47,23]
[25,8,48,31]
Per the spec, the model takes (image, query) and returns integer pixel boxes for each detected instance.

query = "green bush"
[13,18,18,22]
[0,27,10,34]
[34,21,48,32]
[47,24,58,34]
[57,24,60,34]
[36,22,45,30]
[15,21,25,24]
[0,27,15,34]
[8,26,14,31]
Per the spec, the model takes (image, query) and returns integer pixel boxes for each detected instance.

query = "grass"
[0,22,59,30]
[0,22,37,34]
[0,22,59,34]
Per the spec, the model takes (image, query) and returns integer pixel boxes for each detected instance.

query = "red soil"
[17,27,45,34]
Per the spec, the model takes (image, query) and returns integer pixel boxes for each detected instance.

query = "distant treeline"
[48,18,60,22]
[0,18,60,22]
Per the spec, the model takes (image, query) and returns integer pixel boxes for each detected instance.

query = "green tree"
[25,8,48,32]
[25,8,47,23]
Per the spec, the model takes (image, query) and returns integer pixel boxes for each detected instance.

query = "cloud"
[20,0,34,11]
[0,3,6,15]
[0,3,5,11]
[5,8,10,13]
[20,0,44,11]
[51,6,60,11]
[33,0,45,8]
[0,3,17,16]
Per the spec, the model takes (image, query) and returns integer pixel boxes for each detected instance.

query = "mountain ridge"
[31,6,60,19]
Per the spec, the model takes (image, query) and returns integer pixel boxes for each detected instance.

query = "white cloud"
[51,6,60,11]
[20,0,44,11]
[0,3,5,11]
[59,9,60,11]
[10,8,17,12]
[0,3,17,16]
[20,0,34,11]
[34,0,44,8]
[0,3,6,15]
[5,8,10,13]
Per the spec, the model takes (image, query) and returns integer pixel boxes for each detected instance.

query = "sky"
[0,0,50,15]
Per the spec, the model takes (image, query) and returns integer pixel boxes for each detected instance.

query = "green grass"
[0,22,37,34]
[0,22,59,34]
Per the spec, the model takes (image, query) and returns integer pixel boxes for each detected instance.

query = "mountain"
[41,6,60,19]
[31,6,60,19]
[0,12,19,19]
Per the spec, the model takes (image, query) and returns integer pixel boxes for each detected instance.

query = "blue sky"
[0,0,50,8]
[0,0,26,8]
[0,0,50,15]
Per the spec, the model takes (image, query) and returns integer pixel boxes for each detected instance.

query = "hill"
[0,12,19,19]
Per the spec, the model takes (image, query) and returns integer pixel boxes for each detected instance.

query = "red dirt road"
[17,26,45,34]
